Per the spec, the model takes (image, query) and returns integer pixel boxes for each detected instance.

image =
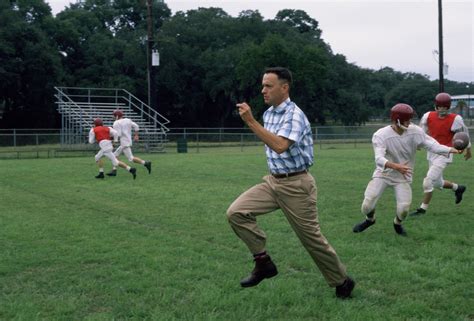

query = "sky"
[46,0,474,84]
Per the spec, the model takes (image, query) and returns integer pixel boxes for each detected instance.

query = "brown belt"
[271,170,307,179]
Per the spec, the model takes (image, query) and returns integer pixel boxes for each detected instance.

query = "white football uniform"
[362,124,451,220]
[113,118,139,147]
[371,124,451,184]
[113,118,139,161]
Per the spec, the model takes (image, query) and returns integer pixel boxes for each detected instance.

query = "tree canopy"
[0,0,470,128]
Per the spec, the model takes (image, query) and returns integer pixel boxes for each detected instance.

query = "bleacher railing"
[54,87,170,150]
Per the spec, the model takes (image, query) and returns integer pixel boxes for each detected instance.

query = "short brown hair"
[264,67,292,86]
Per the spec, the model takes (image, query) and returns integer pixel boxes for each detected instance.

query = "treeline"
[0,0,470,128]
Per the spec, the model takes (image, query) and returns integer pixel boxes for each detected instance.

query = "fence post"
[241,134,244,152]
[196,133,199,153]
[13,128,16,147]
[313,126,318,148]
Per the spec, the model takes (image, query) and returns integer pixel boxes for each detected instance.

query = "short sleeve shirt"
[113,118,139,147]
[263,98,314,174]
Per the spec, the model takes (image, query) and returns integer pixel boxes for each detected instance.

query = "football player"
[410,93,471,216]
[353,104,460,236]
[89,118,137,179]
[106,109,152,176]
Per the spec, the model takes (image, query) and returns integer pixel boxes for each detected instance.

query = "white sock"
[99,168,104,173]
[420,203,429,210]
[126,166,131,171]
[452,183,458,191]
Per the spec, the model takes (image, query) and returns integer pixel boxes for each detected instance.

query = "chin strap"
[435,107,448,116]
[397,119,409,131]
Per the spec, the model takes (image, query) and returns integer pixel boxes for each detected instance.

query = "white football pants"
[114,145,134,162]
[95,140,119,166]
[361,178,412,221]
[423,157,449,193]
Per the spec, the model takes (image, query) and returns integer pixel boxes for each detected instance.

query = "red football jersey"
[427,112,456,146]
[93,126,111,143]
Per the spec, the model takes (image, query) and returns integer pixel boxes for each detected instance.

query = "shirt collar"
[269,98,291,114]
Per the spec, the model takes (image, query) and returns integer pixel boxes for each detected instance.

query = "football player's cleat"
[130,167,137,179]
[144,161,152,174]
[455,185,466,204]
[353,219,375,233]
[106,170,117,177]
[409,208,426,217]
[393,223,407,236]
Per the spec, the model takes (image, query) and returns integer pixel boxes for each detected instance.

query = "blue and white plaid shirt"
[263,98,314,174]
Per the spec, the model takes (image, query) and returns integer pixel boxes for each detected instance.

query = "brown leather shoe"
[336,277,355,299]
[240,255,278,287]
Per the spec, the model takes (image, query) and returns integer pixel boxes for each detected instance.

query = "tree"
[385,74,437,117]
[0,0,63,128]
[2,2,468,129]
[275,9,322,38]
[53,0,170,96]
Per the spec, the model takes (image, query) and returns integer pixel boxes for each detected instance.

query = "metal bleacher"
[55,87,170,152]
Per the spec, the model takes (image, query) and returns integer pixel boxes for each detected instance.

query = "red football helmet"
[94,118,103,126]
[390,103,414,123]
[434,93,451,108]
[113,109,124,119]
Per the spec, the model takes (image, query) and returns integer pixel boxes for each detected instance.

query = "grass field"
[1,146,473,321]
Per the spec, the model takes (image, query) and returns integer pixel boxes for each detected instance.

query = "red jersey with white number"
[426,112,456,146]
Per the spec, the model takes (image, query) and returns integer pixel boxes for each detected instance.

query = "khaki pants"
[226,172,347,287]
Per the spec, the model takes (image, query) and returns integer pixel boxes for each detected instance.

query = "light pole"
[146,0,157,110]
[437,0,445,92]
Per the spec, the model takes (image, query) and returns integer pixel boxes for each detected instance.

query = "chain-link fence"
[1,125,472,159]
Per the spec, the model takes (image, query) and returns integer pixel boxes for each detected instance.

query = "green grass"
[1,146,472,320]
